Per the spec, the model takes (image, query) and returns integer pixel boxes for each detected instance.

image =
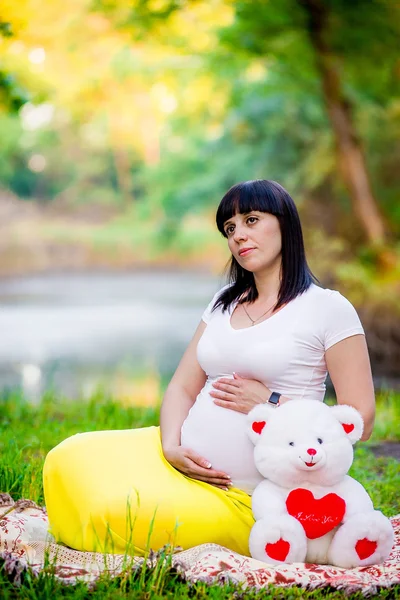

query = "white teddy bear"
[247,400,394,568]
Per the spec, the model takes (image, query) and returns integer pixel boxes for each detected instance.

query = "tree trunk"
[298,0,386,246]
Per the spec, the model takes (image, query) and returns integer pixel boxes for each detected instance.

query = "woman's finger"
[214,378,241,388]
[190,474,231,489]
[209,390,236,402]
[188,464,231,481]
[213,381,241,393]
[212,385,239,397]
[212,399,246,413]
[210,483,231,491]
[185,460,231,480]
[182,449,212,470]
[184,451,231,479]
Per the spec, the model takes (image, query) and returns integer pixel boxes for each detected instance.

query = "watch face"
[268,392,280,405]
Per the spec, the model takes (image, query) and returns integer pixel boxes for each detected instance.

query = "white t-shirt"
[180,283,364,495]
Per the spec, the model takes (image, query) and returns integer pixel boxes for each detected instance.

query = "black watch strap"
[267,391,281,406]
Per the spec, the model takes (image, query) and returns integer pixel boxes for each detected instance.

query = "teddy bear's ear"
[247,404,276,445]
[330,405,364,444]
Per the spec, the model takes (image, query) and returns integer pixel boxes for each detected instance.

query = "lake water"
[0,271,221,402]
[2,271,396,403]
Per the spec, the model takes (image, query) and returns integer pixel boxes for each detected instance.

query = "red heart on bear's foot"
[355,538,377,560]
[265,538,290,561]
[286,489,346,539]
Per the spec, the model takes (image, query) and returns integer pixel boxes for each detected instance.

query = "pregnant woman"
[43,180,375,556]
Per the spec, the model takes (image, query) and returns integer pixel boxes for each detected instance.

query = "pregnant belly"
[180,379,263,495]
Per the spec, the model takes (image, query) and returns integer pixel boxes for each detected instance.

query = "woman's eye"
[289,442,294,447]
[247,216,258,224]
[317,438,323,444]
[225,226,234,235]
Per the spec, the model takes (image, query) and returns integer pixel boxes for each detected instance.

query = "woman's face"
[223,211,282,274]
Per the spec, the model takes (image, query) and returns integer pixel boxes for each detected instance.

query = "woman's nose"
[233,226,248,242]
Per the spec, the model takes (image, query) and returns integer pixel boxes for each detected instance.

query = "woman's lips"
[239,248,254,257]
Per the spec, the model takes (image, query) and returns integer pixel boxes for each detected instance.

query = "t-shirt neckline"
[227,287,309,332]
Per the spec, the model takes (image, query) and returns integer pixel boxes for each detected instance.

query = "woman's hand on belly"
[162,445,232,490]
[210,373,271,414]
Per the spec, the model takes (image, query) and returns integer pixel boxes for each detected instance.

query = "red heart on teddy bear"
[265,538,290,561]
[355,538,377,560]
[252,421,266,435]
[286,488,346,539]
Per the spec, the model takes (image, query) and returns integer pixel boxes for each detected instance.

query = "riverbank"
[0,191,227,277]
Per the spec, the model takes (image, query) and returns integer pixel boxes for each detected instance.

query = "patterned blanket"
[1,493,399,595]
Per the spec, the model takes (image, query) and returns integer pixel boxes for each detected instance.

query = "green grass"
[369,390,400,443]
[0,390,399,599]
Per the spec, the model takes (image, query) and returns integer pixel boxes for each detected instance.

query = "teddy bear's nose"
[307,448,317,456]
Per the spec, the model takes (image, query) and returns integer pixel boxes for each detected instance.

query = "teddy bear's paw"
[249,515,307,564]
[327,510,394,568]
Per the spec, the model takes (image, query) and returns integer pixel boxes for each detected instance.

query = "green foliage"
[139,68,334,240]
[219,0,400,101]
[1,0,400,281]
[0,21,31,111]
[0,70,31,111]
[0,20,13,38]
[127,0,400,242]
[0,116,72,200]
[93,0,182,38]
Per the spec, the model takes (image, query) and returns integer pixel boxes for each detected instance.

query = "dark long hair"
[213,179,318,312]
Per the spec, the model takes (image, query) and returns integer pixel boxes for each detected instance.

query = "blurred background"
[0,0,399,405]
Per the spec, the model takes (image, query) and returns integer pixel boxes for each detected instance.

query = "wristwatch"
[267,391,281,407]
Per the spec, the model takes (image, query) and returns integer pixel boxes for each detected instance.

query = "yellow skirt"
[43,426,254,556]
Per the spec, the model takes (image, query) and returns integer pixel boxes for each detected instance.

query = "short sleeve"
[201,284,231,324]
[322,291,364,351]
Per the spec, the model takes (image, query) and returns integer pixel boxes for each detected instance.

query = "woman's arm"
[160,320,232,489]
[325,334,375,441]
[160,321,207,451]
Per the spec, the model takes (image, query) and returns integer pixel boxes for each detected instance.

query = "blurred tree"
[298,0,391,247]
[88,0,400,256]
[1,0,400,255]
[218,0,400,249]
[0,1,159,203]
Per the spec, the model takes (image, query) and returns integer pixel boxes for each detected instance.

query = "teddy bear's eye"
[317,438,323,444]
[289,442,295,447]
